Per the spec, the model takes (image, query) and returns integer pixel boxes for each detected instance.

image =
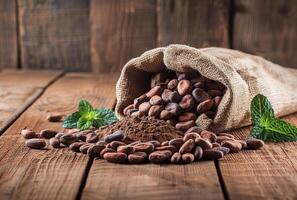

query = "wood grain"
[0,70,62,134]
[233,0,297,68]
[81,161,224,199]
[90,0,157,73]
[219,113,297,199]
[0,73,118,200]
[18,0,90,71]
[0,0,17,68]
[158,0,229,47]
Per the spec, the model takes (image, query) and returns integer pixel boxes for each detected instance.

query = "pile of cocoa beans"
[123,72,226,132]
[22,126,264,164]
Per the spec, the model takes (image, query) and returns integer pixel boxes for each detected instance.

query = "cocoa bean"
[131,111,144,117]
[88,144,105,158]
[236,140,247,149]
[86,132,99,143]
[161,141,169,146]
[149,150,172,164]
[193,81,204,88]
[26,139,46,149]
[146,86,163,98]
[169,91,182,103]
[133,142,154,154]
[21,129,38,139]
[168,138,184,149]
[134,94,149,109]
[60,134,77,146]
[177,80,192,96]
[196,99,214,114]
[212,142,221,148]
[126,109,138,116]
[150,95,163,105]
[167,79,178,90]
[195,138,213,150]
[161,89,172,102]
[200,130,217,143]
[117,145,134,154]
[96,141,107,146]
[179,139,195,154]
[192,88,209,103]
[207,90,222,97]
[40,129,58,139]
[182,153,195,163]
[128,152,148,164]
[205,82,225,90]
[185,126,202,134]
[175,120,195,132]
[170,152,181,164]
[159,110,174,120]
[49,137,61,148]
[203,149,224,160]
[123,104,134,116]
[110,141,126,150]
[55,132,64,139]
[79,144,93,154]
[216,132,235,139]
[165,103,181,115]
[104,130,125,143]
[155,145,177,154]
[104,152,127,163]
[138,102,151,114]
[69,142,85,152]
[246,138,264,150]
[148,105,164,117]
[221,140,242,153]
[183,132,200,142]
[100,148,116,157]
[178,112,196,122]
[213,147,230,155]
[213,96,222,108]
[148,140,161,148]
[193,146,203,160]
[179,95,194,111]
[216,136,235,143]
[47,113,64,122]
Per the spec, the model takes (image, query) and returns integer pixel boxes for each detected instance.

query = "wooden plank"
[158,0,229,47]
[90,0,157,73]
[0,73,118,200]
[218,113,297,199]
[18,0,90,71]
[233,0,297,68]
[0,0,17,68]
[0,70,63,134]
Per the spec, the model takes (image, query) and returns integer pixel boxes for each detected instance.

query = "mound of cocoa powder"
[96,116,183,143]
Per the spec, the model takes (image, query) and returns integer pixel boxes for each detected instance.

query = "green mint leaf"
[62,112,81,128]
[251,94,275,124]
[77,117,93,130]
[79,99,93,115]
[93,108,118,128]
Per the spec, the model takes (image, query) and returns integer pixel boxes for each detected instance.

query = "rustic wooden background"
[0,0,296,72]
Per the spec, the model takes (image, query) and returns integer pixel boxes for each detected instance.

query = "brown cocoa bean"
[88,144,105,158]
[213,147,230,155]
[236,140,247,149]
[69,142,85,152]
[149,150,172,163]
[47,113,64,122]
[86,132,99,143]
[123,104,134,116]
[148,105,164,117]
[96,140,107,146]
[246,138,264,150]
[167,79,178,90]
[148,140,161,148]
[193,146,203,160]
[146,86,163,98]
[150,95,163,105]
[133,142,154,154]
[207,90,222,97]
[182,153,195,163]
[170,152,181,164]
[196,99,214,114]
[195,138,213,150]
[155,145,177,154]
[104,152,127,163]
[40,129,58,139]
[55,132,64,139]
[104,130,125,143]
[128,152,148,164]
[169,91,182,103]
[179,139,195,154]
[175,120,195,132]
[60,134,77,146]
[110,141,126,150]
[79,144,93,154]
[186,126,202,134]
[216,132,235,139]
[131,111,144,117]
[212,142,221,148]
[221,140,242,153]
[203,149,224,160]
[205,82,225,90]
[169,138,184,149]
[134,94,149,109]
[213,96,222,108]
[49,137,61,148]
[100,148,116,158]
[192,88,209,103]
[21,129,38,139]
[26,138,46,149]
[216,136,235,143]
[159,110,174,120]
[161,141,169,146]
[179,95,194,111]
[138,102,151,114]
[200,130,217,143]
[165,103,181,115]
[177,80,192,96]
[126,109,138,116]
[178,112,196,122]
[183,132,200,142]
[161,89,172,102]
[117,145,134,154]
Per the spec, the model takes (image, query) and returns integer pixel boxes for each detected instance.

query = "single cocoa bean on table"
[148,105,164,117]
[193,146,203,160]
[146,86,163,98]
[178,112,196,122]
[133,142,154,154]
[100,148,116,158]
[128,152,148,164]
[47,113,64,122]
[183,132,200,142]
[155,145,177,154]
[195,138,213,150]
[88,144,105,158]
[104,130,125,143]
[177,80,192,96]
[26,138,46,149]
[104,152,127,163]
[21,129,38,139]
[192,88,209,103]
[149,150,172,164]
[203,149,224,160]
[179,139,195,154]
[49,137,61,148]
[138,102,151,114]
[170,152,182,164]
[200,130,217,143]
[40,129,58,139]
[69,142,85,152]
[165,103,182,116]
[134,94,149,109]
[117,145,134,155]
[169,138,184,149]
[246,138,264,150]
[221,140,242,153]
[179,95,194,111]
[175,120,195,132]
[150,95,163,105]
[60,134,77,146]
[182,153,195,163]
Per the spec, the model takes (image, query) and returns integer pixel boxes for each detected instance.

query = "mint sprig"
[62,99,118,130]
[250,94,297,142]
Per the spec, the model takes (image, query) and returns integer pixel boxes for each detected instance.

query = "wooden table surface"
[0,69,296,200]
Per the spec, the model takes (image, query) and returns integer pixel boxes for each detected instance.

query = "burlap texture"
[115,44,297,132]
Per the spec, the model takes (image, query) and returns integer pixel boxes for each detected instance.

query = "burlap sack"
[115,44,297,132]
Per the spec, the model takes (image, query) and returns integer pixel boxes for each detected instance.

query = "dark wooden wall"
[0,0,296,72]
